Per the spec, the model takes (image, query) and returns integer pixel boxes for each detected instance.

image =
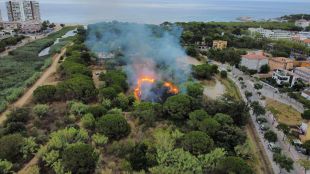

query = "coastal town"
[1,1,310,174]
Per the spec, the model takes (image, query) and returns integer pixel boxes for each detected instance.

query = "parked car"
[292,139,307,154]
[260,123,270,131]
[268,143,281,152]
[256,117,267,124]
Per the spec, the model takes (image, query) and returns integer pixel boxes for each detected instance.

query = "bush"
[96,114,131,140]
[5,107,30,124]
[62,143,99,174]
[87,105,107,118]
[302,110,310,120]
[113,93,129,111]
[220,70,228,78]
[33,104,49,117]
[56,75,97,102]
[81,113,95,129]
[187,83,204,98]
[180,131,214,155]
[0,134,24,161]
[69,101,89,116]
[264,130,278,143]
[0,160,13,174]
[163,94,195,120]
[33,85,56,103]
[91,133,108,146]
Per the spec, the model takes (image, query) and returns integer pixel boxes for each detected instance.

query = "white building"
[240,51,268,71]
[272,69,291,85]
[302,89,310,100]
[248,27,273,38]
[23,1,40,21]
[6,1,22,21]
[271,30,292,40]
[294,67,310,84]
[248,27,292,40]
[6,1,40,22]
[295,19,310,29]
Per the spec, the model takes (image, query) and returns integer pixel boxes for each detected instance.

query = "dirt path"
[0,48,66,124]
[247,121,274,174]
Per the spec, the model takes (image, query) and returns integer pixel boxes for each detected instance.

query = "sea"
[1,0,310,24]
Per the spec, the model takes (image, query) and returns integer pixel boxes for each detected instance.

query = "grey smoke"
[85,21,190,91]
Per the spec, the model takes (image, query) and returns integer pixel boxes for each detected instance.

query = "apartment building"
[23,1,40,21]
[6,1,22,21]
[248,27,292,40]
[212,40,227,50]
[294,67,310,84]
[6,1,40,22]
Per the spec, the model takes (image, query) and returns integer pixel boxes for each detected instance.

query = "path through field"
[0,48,66,124]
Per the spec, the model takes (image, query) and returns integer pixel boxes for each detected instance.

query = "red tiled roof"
[304,39,310,44]
[242,51,268,60]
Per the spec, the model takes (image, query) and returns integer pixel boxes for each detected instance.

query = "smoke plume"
[85,21,190,100]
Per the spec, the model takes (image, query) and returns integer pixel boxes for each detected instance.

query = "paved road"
[229,66,306,174]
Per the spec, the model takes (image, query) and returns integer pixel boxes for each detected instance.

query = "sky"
[0,0,309,24]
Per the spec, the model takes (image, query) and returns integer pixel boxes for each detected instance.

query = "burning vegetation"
[134,76,179,102]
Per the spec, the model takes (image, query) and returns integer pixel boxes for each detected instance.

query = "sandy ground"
[0,48,67,125]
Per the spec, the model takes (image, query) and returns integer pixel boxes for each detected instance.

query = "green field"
[0,26,76,112]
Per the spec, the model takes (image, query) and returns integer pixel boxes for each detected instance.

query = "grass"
[218,76,242,101]
[0,26,77,113]
[266,98,302,126]
[245,128,265,174]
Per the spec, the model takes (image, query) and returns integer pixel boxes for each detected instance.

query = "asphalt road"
[213,61,307,174]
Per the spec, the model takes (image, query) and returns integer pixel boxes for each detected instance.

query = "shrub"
[69,101,89,116]
[81,113,95,129]
[98,87,118,100]
[113,93,129,110]
[302,110,310,120]
[5,107,30,124]
[33,104,49,117]
[87,105,107,118]
[33,85,56,103]
[187,83,204,98]
[0,160,13,174]
[96,114,131,140]
[220,70,228,78]
[163,94,194,120]
[62,143,99,174]
[0,134,24,161]
[180,131,214,155]
[92,133,108,146]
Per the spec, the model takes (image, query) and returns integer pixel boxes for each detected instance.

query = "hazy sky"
[0,0,309,24]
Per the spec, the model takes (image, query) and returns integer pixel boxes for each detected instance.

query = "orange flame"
[134,76,179,101]
[134,77,156,100]
[163,82,179,94]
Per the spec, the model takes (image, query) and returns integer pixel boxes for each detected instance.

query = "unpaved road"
[0,48,66,124]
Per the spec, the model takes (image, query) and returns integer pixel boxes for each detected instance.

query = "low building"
[302,89,310,100]
[1,21,21,30]
[248,27,292,40]
[248,27,273,38]
[20,21,41,33]
[295,19,310,29]
[269,57,294,71]
[304,39,310,47]
[294,61,310,68]
[240,51,268,71]
[271,30,292,40]
[294,67,310,84]
[212,40,227,50]
[272,69,291,85]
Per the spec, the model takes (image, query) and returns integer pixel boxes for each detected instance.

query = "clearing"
[266,98,302,126]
